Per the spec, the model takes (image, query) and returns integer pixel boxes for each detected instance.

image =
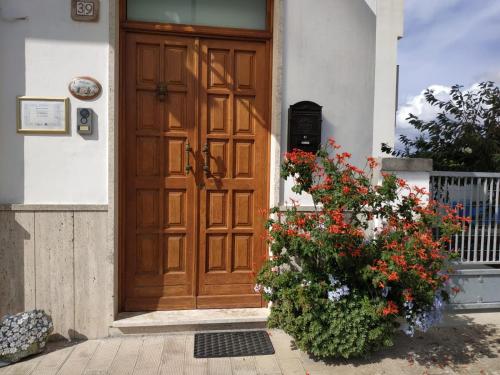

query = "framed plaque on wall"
[17,96,70,134]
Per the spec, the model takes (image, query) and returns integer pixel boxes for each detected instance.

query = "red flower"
[342,186,351,194]
[403,289,414,301]
[271,223,282,231]
[357,186,369,195]
[328,225,343,234]
[351,248,361,257]
[396,178,407,188]
[328,137,341,149]
[299,232,311,240]
[336,152,351,164]
[382,301,399,316]
[348,165,364,174]
[367,156,378,169]
[391,255,407,269]
[388,272,399,281]
[414,186,428,196]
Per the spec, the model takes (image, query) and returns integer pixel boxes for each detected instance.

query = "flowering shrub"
[0,310,53,365]
[255,139,467,358]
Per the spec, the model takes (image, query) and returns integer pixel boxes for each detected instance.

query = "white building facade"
[0,0,404,338]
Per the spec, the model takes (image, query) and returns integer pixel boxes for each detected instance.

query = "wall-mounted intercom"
[287,101,322,153]
[77,108,93,135]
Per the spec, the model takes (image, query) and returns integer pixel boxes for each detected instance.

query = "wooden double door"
[123,32,269,311]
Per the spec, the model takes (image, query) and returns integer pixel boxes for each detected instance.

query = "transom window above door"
[126,0,268,30]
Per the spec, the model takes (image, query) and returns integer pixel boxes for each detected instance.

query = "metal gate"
[430,171,500,264]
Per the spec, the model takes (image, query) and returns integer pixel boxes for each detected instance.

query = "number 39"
[76,2,94,16]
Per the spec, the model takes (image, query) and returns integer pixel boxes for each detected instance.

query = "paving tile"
[0,356,42,375]
[58,340,100,375]
[159,335,187,375]
[268,331,301,360]
[133,336,165,375]
[184,335,208,375]
[254,354,281,374]
[276,357,305,375]
[231,356,257,375]
[32,345,75,375]
[83,338,122,374]
[208,357,232,375]
[0,321,499,375]
[108,337,143,375]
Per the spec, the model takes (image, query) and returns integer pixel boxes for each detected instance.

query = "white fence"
[430,171,500,264]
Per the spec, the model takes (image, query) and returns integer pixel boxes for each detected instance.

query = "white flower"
[328,275,339,286]
[327,284,350,302]
[300,280,312,287]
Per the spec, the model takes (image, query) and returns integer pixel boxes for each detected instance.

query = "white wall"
[281,0,377,206]
[371,0,404,157]
[0,0,401,206]
[0,0,109,204]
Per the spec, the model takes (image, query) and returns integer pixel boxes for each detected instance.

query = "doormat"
[194,331,275,358]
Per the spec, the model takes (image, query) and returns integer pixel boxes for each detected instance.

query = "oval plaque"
[68,76,102,100]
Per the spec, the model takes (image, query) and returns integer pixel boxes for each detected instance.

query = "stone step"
[109,308,270,336]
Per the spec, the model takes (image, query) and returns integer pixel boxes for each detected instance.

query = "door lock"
[156,82,167,101]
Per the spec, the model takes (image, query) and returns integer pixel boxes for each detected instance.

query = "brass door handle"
[185,140,192,175]
[156,82,167,101]
[202,143,210,176]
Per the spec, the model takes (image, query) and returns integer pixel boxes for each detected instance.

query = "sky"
[396,0,500,147]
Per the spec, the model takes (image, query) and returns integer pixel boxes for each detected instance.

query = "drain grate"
[194,330,275,358]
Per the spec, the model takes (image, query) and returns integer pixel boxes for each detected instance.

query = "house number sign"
[71,0,99,22]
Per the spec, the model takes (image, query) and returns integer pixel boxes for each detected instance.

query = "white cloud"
[397,85,450,130]
[395,82,494,150]
[396,85,452,150]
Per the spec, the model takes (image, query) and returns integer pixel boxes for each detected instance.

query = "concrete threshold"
[110,308,270,336]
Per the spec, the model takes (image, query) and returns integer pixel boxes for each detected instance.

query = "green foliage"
[382,81,500,171]
[256,140,465,359]
[267,288,394,359]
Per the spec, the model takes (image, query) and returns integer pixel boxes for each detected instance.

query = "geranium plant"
[255,139,467,359]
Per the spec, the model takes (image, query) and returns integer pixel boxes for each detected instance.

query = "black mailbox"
[287,101,322,153]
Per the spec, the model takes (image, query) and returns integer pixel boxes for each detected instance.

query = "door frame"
[117,0,275,311]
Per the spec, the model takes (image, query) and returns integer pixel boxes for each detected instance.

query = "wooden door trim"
[118,25,127,312]
[121,22,272,41]
[118,3,273,312]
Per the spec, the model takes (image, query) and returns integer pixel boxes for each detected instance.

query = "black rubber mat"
[194,330,275,358]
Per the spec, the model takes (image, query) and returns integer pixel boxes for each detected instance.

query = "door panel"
[198,39,268,308]
[124,33,269,311]
[125,33,197,311]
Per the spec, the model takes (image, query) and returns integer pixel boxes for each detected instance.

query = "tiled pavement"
[1,324,500,375]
